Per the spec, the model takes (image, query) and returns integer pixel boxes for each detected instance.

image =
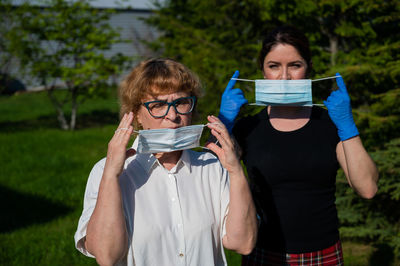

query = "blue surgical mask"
[135,124,205,154]
[232,75,339,106]
[255,79,312,106]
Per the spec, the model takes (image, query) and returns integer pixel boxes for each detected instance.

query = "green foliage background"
[145,0,400,258]
[0,0,130,130]
[0,0,399,264]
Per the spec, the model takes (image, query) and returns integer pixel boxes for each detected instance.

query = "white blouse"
[74,148,230,266]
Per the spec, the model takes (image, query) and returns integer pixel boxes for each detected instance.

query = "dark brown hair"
[258,25,312,75]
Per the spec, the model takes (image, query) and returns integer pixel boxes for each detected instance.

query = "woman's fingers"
[207,122,232,149]
[206,123,241,174]
[204,142,223,158]
[210,128,230,150]
[113,112,134,143]
[117,113,128,128]
[108,112,135,159]
[105,113,136,177]
[207,115,237,163]
[115,127,130,133]
[116,112,133,132]
[207,116,229,135]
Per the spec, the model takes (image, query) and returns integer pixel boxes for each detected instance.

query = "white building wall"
[106,9,159,60]
[7,4,161,90]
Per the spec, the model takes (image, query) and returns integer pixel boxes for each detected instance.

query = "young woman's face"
[137,91,192,130]
[263,43,308,80]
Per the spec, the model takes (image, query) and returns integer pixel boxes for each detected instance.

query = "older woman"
[74,58,257,266]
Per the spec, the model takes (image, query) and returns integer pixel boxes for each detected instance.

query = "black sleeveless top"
[233,106,340,253]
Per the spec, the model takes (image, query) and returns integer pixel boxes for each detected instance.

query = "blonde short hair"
[119,58,203,128]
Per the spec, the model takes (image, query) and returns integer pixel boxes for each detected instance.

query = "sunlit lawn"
[0,91,394,265]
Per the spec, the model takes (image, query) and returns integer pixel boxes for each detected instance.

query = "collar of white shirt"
[131,137,192,175]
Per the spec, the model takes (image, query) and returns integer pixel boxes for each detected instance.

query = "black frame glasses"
[143,96,197,118]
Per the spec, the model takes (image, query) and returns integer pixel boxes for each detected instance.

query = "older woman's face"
[137,91,192,130]
[263,43,307,80]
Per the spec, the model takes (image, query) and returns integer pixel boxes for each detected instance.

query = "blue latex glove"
[323,73,359,141]
[218,70,248,133]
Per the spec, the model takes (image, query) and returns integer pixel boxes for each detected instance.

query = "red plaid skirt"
[242,240,344,266]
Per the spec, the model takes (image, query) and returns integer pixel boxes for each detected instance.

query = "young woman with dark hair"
[218,25,378,265]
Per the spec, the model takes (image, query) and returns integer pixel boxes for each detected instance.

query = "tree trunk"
[70,87,78,130]
[318,17,339,67]
[47,89,69,130]
[330,34,338,67]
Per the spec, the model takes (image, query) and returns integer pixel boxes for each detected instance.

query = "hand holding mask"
[323,73,359,141]
[218,71,248,133]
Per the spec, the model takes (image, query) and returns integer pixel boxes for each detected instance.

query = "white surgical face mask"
[135,124,205,154]
[232,75,339,106]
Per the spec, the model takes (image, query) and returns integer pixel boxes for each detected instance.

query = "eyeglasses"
[143,96,196,118]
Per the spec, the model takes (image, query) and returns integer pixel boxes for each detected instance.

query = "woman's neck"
[268,105,311,119]
[267,105,312,132]
[154,150,182,171]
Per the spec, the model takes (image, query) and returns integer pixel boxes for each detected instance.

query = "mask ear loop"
[312,75,340,82]
[232,76,340,82]
[232,76,340,106]
[311,75,340,106]
[199,123,224,151]
[231,78,255,82]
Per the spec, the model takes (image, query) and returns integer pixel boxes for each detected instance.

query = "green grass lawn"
[0,91,117,265]
[0,91,394,265]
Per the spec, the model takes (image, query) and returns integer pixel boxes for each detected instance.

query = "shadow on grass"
[369,243,394,266]
[0,109,119,132]
[76,109,119,129]
[0,185,72,233]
